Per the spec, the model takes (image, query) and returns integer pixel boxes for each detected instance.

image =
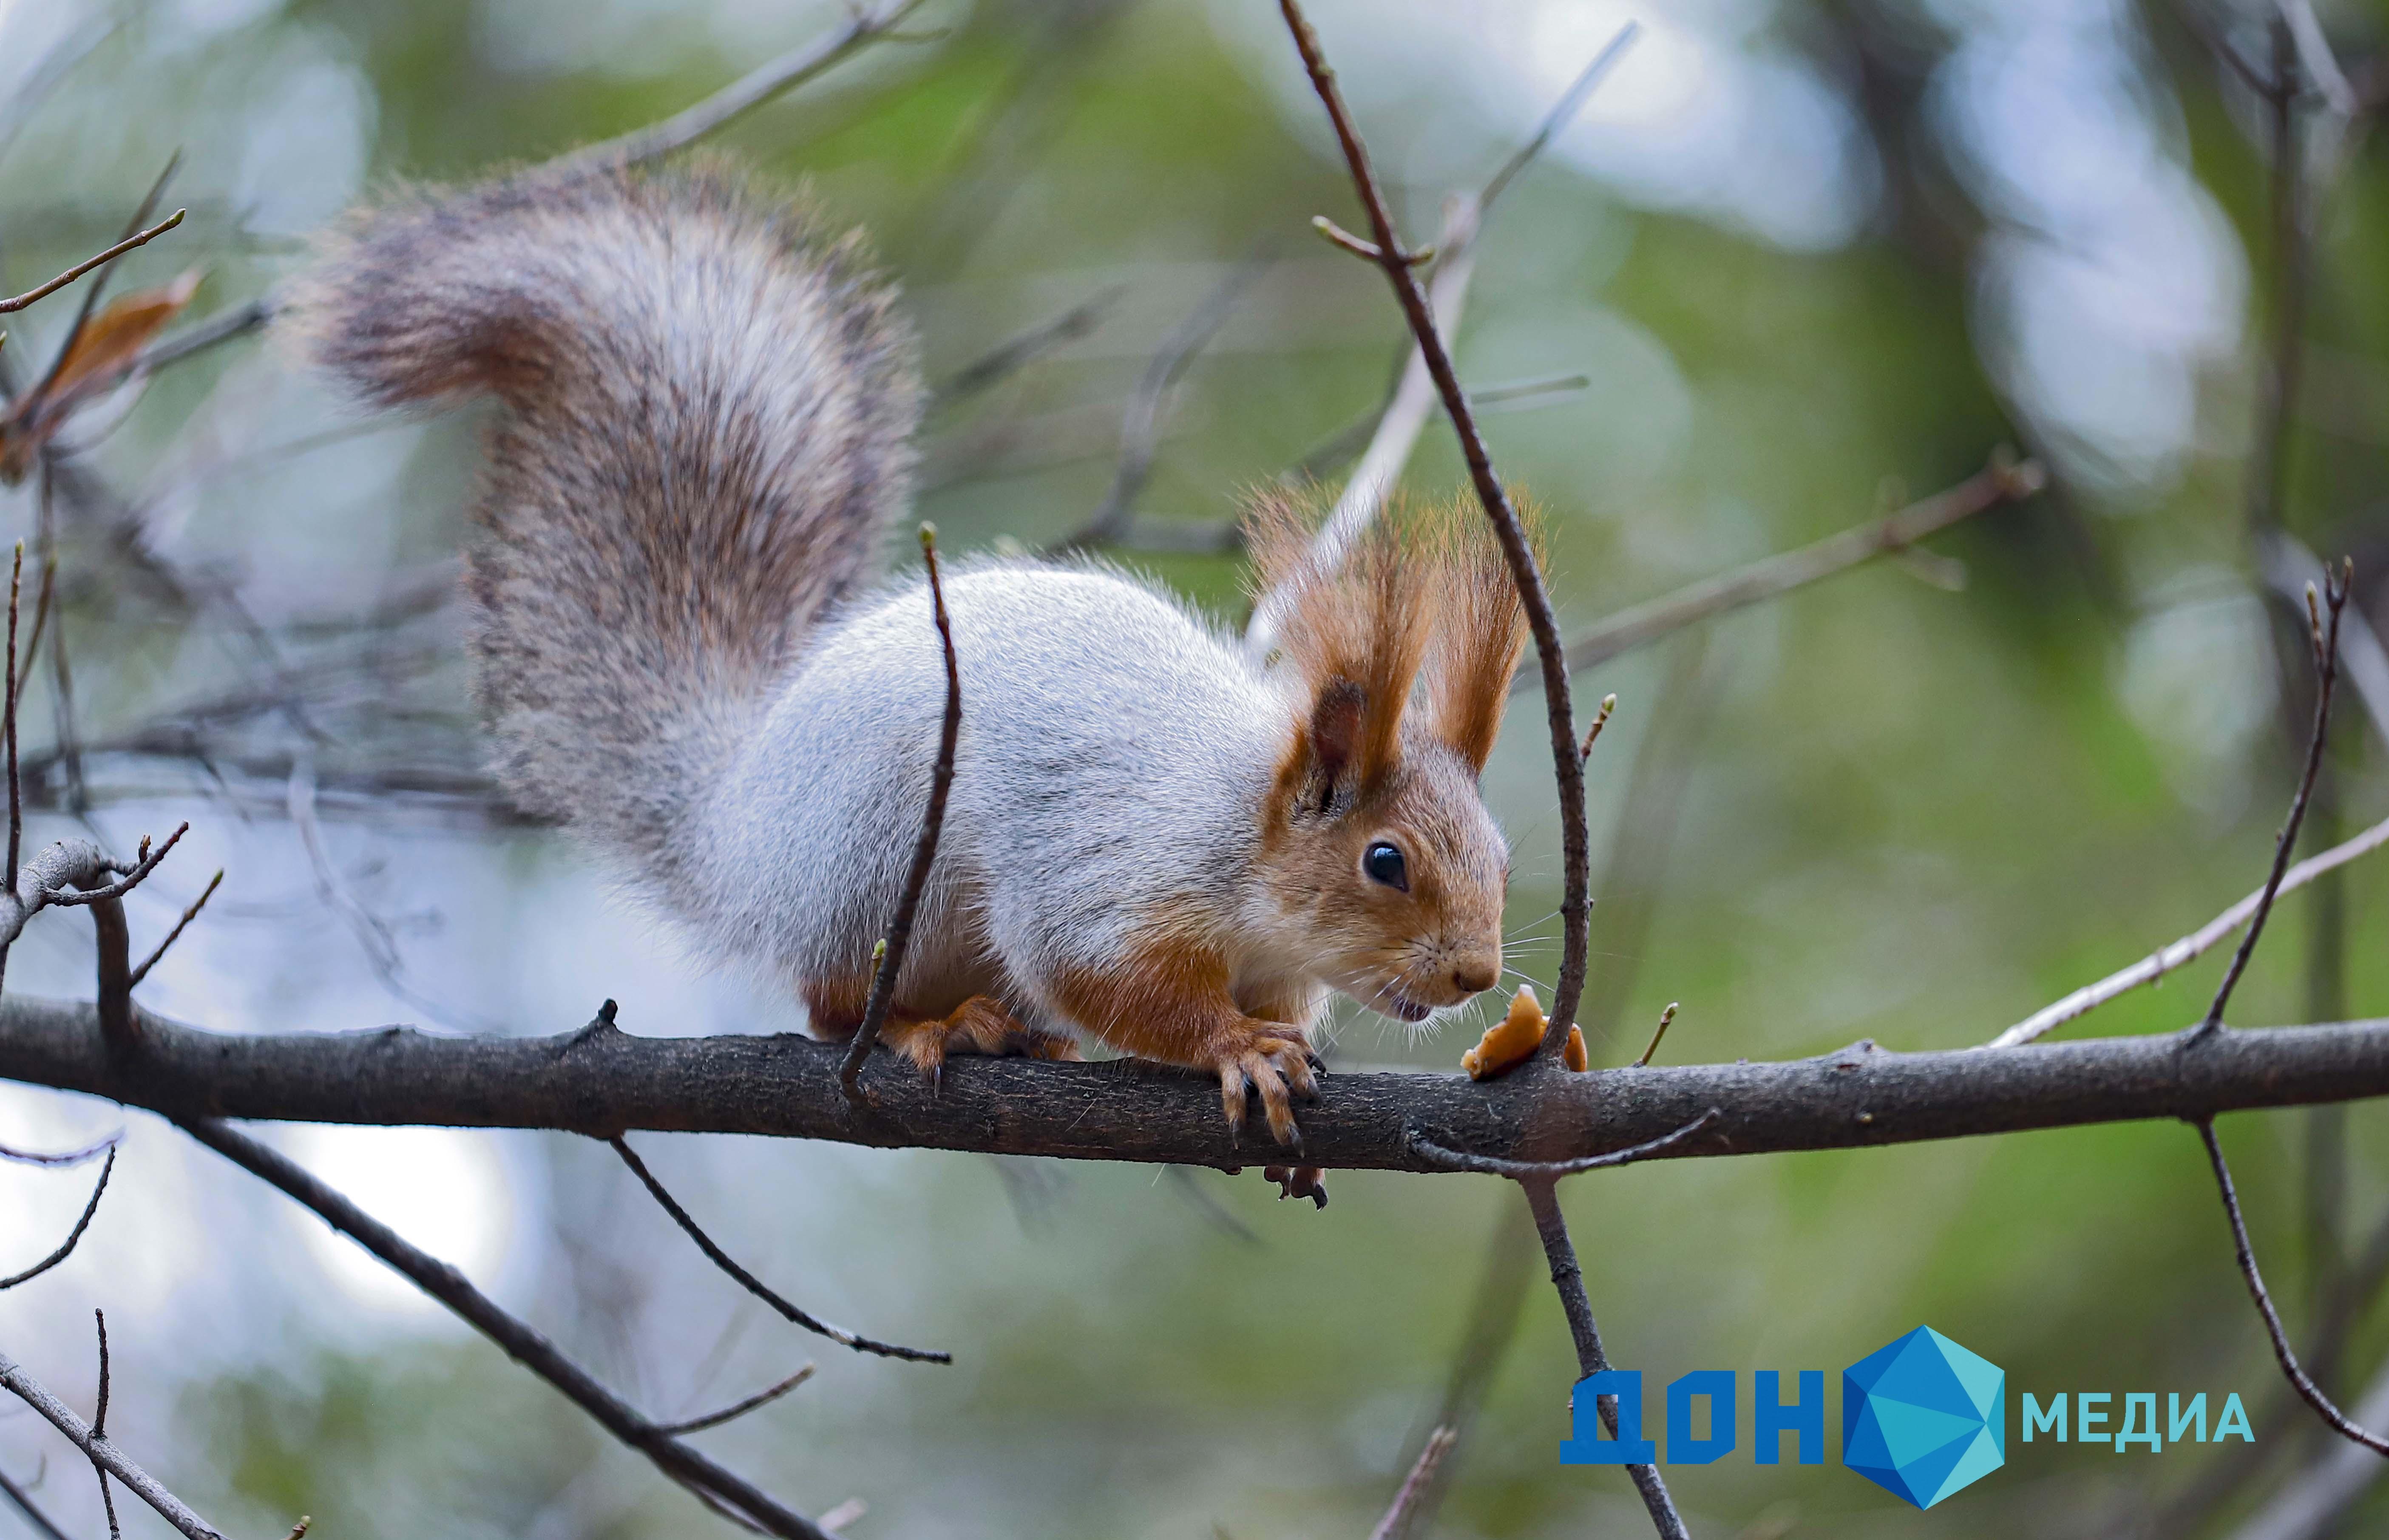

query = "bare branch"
[2196,1118,2389,1457]
[0,212,185,317]
[1550,454,2045,684]
[37,822,188,909]
[2222,1355,2389,1540]
[2197,562,2347,1037]
[0,1463,71,1540]
[0,1145,112,1290]
[90,1311,118,1540]
[1246,195,1480,657]
[1247,23,1632,656]
[2261,530,2389,754]
[1055,253,1266,551]
[1408,1109,1718,1179]
[653,1365,817,1437]
[609,1136,949,1363]
[11,996,2389,1173]
[1276,0,1595,1068]
[0,1350,225,1540]
[175,1115,843,1540]
[931,286,1122,410]
[1633,1004,1678,1070]
[128,869,222,988]
[553,0,936,174]
[108,5,925,393]
[1987,809,2389,1047]
[1517,1177,1686,1538]
[0,1131,117,1166]
[1368,1426,1455,1540]
[841,528,963,1098]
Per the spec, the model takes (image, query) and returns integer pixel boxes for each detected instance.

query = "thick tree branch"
[9,996,2386,1172]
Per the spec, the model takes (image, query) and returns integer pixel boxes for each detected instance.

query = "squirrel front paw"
[1211,1019,1320,1146]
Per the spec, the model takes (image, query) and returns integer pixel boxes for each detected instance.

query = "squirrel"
[289,158,1529,1161]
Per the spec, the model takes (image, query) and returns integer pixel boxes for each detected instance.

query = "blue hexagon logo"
[1842,1326,2005,1508]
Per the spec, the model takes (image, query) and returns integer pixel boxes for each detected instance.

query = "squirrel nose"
[1451,961,1498,996]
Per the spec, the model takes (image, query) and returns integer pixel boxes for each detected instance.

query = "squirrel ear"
[1425,495,1533,774]
[1303,679,1367,808]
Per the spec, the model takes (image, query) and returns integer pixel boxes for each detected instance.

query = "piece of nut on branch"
[1461,984,1587,1079]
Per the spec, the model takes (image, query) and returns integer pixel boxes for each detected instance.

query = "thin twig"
[1578,693,1615,761]
[0,1130,117,1166]
[653,1365,817,1437]
[553,0,936,174]
[0,1144,112,1290]
[1368,1426,1456,1540]
[1987,807,2389,1047]
[2196,1117,2389,1456]
[7,544,22,889]
[931,287,1122,410]
[1248,25,1634,658]
[1277,0,1595,1063]
[39,822,187,908]
[0,1462,71,1540]
[1055,253,1266,551]
[1549,453,2045,684]
[1633,1004,1678,1069]
[1408,1109,1719,1180]
[128,870,221,988]
[0,212,185,317]
[608,1137,949,1363]
[109,6,922,394]
[33,154,180,406]
[840,527,963,1100]
[90,1311,118,1540]
[1310,215,1427,264]
[1516,1177,1688,1540]
[2198,564,2347,1036]
[176,1115,842,1540]
[0,1350,224,1540]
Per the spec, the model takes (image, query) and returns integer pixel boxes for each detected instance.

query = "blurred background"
[0,0,2384,1535]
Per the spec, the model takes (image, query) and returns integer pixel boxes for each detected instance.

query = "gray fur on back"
[696,560,1300,1013]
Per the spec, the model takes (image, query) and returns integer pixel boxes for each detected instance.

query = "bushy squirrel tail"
[289,159,920,902]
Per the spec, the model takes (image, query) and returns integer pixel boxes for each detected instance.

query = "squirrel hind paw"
[880,996,1072,1082]
[1263,1164,1329,1208]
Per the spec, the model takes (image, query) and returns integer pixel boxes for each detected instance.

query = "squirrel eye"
[1362,841,1408,891]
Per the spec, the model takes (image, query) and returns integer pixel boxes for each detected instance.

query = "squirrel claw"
[1214,1022,1314,1147]
[1264,1164,1329,1208]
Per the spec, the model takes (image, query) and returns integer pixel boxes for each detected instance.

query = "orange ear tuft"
[1245,486,1432,795]
[1421,492,1535,773]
